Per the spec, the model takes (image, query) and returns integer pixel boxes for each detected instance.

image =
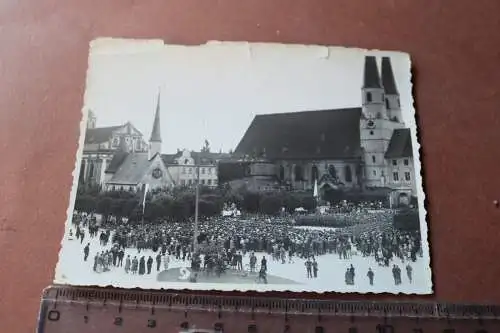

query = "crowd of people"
[70,200,421,287]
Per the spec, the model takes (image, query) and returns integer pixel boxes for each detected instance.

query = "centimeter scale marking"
[38,285,498,333]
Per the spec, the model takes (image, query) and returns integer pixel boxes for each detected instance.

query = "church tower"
[381,57,402,123]
[148,91,162,160]
[359,56,404,188]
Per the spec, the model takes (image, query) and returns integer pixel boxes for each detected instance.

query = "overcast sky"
[83,41,414,154]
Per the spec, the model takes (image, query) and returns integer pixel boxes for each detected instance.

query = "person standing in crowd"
[406,264,413,283]
[93,253,99,272]
[349,264,355,284]
[147,256,154,274]
[305,258,313,278]
[367,268,374,286]
[392,264,402,285]
[139,256,146,275]
[118,248,125,267]
[131,256,138,274]
[156,253,162,272]
[261,256,267,272]
[124,255,131,274]
[312,259,318,278]
[249,252,257,273]
[83,243,90,261]
[80,229,85,244]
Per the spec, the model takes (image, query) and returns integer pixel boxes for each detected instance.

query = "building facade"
[79,110,148,187]
[88,93,227,192]
[222,55,417,206]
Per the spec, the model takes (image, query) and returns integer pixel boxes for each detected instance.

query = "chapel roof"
[108,153,152,185]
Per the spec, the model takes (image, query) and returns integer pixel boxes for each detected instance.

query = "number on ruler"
[47,310,60,321]
[179,267,191,280]
[114,317,123,326]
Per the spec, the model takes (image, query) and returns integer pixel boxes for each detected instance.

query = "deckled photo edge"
[55,40,432,294]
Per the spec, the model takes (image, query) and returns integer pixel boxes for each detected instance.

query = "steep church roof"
[85,125,122,144]
[385,128,413,158]
[381,57,398,95]
[234,108,363,160]
[150,92,162,142]
[363,56,382,89]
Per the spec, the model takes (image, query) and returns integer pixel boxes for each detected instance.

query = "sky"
[83,40,414,154]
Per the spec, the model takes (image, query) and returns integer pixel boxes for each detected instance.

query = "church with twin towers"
[79,55,417,207]
[221,55,417,207]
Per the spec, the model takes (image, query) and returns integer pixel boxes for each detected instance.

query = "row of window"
[111,136,143,150]
[371,156,409,166]
[393,171,411,182]
[180,179,216,186]
[365,92,401,108]
[181,167,214,175]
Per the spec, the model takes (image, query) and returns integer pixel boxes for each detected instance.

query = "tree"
[201,139,211,153]
[96,197,112,220]
[259,194,282,215]
[242,192,260,213]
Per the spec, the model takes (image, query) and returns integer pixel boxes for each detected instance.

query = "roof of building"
[381,57,398,95]
[106,152,130,173]
[234,108,363,160]
[161,151,232,166]
[108,153,152,185]
[385,128,413,158]
[363,56,382,89]
[85,125,123,144]
[150,93,162,142]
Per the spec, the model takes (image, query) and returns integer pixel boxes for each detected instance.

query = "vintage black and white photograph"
[55,40,432,293]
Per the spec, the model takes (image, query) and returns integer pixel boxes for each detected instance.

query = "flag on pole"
[313,179,318,199]
[142,183,149,215]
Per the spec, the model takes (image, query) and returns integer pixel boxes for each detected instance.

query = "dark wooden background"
[1,0,500,331]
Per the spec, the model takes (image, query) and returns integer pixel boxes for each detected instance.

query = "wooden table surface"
[1,0,500,332]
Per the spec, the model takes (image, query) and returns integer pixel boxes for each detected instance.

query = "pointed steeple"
[149,91,162,142]
[363,56,382,89]
[381,57,398,95]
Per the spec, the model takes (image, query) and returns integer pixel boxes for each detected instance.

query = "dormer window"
[184,159,189,165]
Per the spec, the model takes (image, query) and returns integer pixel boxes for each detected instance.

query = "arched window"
[279,165,285,181]
[294,165,303,181]
[366,92,372,103]
[345,165,352,182]
[311,165,319,181]
[328,165,337,178]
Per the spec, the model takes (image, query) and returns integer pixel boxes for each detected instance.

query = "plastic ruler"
[37,285,498,333]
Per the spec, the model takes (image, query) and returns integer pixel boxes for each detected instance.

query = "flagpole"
[193,159,200,253]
